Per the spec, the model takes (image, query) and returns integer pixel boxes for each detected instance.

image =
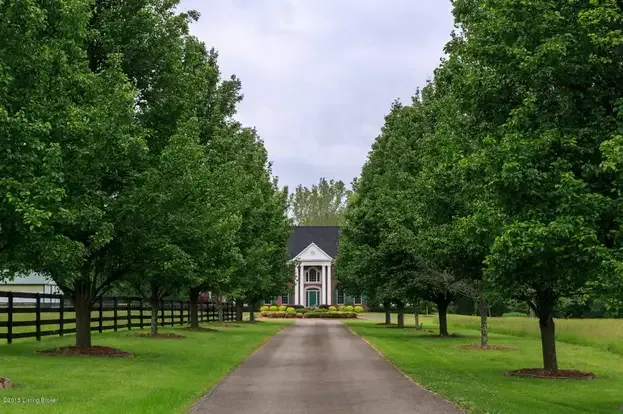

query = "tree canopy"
[339,0,623,370]
[289,178,351,226]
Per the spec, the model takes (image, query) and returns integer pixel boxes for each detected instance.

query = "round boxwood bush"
[354,305,364,313]
[278,305,288,312]
[328,306,337,311]
[269,305,279,312]
[260,306,270,312]
[286,307,296,313]
[342,305,354,312]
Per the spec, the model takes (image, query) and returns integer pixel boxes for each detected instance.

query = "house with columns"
[265,226,364,308]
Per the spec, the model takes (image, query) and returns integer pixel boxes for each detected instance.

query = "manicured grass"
[347,319,623,414]
[362,312,623,355]
[0,320,290,413]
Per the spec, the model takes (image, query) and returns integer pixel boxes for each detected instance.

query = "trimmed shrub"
[260,311,270,317]
[328,306,337,311]
[278,305,288,312]
[260,306,270,312]
[286,313,297,318]
[303,311,358,319]
[286,307,296,313]
[275,311,286,318]
[295,313,304,318]
[297,309,310,314]
[313,308,328,313]
[270,311,278,318]
[318,304,330,310]
[269,305,279,311]
[354,306,364,313]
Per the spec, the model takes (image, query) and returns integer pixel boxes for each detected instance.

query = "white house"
[265,226,364,308]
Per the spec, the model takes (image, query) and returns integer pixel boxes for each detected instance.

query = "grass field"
[0,320,290,413]
[361,312,623,355]
[349,315,623,413]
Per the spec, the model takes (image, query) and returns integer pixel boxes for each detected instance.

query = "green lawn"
[361,312,623,355]
[0,320,290,413]
[347,317,623,414]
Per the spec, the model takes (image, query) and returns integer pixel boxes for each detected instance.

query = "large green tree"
[289,178,351,226]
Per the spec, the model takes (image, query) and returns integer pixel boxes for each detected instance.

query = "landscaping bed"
[34,345,133,357]
[260,305,363,319]
[133,333,185,339]
[505,368,597,379]
[457,344,517,351]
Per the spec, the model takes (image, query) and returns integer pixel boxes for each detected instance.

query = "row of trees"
[337,0,623,371]
[0,1,292,347]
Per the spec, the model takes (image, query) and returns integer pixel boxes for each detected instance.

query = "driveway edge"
[187,323,292,413]
[344,323,466,413]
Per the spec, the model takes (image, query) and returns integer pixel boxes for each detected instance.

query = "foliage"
[339,0,623,370]
[260,306,270,312]
[303,312,357,319]
[289,177,351,225]
[354,306,364,313]
[328,306,337,311]
[278,305,287,312]
[269,306,279,312]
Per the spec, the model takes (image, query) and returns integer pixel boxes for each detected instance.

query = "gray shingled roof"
[288,226,340,259]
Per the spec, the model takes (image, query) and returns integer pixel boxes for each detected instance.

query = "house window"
[336,289,345,305]
[353,296,362,305]
[264,298,273,305]
[281,293,290,305]
[305,267,320,283]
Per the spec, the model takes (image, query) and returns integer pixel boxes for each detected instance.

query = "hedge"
[260,311,357,319]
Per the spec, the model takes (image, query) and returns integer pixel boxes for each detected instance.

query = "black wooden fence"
[0,291,235,344]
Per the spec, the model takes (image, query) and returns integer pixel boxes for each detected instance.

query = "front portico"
[292,242,334,307]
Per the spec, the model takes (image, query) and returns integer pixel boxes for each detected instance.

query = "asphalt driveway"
[190,319,463,414]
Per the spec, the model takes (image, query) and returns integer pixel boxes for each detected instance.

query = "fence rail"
[0,291,235,344]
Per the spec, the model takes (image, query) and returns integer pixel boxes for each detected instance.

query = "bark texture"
[477,298,488,346]
[235,301,244,322]
[189,287,200,329]
[537,290,558,370]
[437,299,450,337]
[383,300,392,324]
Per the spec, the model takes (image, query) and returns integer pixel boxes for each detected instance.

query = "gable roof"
[288,226,340,260]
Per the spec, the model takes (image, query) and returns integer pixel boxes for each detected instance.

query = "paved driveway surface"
[190,319,463,414]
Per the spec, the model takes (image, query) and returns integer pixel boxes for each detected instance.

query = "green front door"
[306,290,318,308]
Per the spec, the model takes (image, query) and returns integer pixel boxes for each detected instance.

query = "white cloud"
[180,0,454,190]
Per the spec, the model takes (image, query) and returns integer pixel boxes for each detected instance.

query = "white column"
[327,263,332,305]
[320,264,326,305]
[294,265,299,305]
[299,263,305,306]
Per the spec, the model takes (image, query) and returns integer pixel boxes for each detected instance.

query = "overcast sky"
[180,0,455,191]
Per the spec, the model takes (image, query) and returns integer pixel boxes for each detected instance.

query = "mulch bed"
[183,327,219,332]
[457,344,517,351]
[133,333,185,339]
[505,368,598,379]
[34,346,133,357]
[209,323,240,328]
[0,378,13,389]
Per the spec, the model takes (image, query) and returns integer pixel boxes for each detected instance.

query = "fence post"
[59,295,64,337]
[35,293,41,341]
[113,297,118,332]
[179,301,184,325]
[98,296,103,333]
[127,299,132,330]
[139,300,144,329]
[7,291,13,344]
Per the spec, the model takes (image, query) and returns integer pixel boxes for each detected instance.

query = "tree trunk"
[235,301,244,322]
[437,299,449,337]
[217,300,224,323]
[537,291,558,371]
[150,299,159,335]
[249,302,256,322]
[477,297,488,346]
[149,282,160,335]
[383,300,391,324]
[414,311,421,330]
[189,287,200,329]
[73,286,92,348]
[396,302,405,328]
